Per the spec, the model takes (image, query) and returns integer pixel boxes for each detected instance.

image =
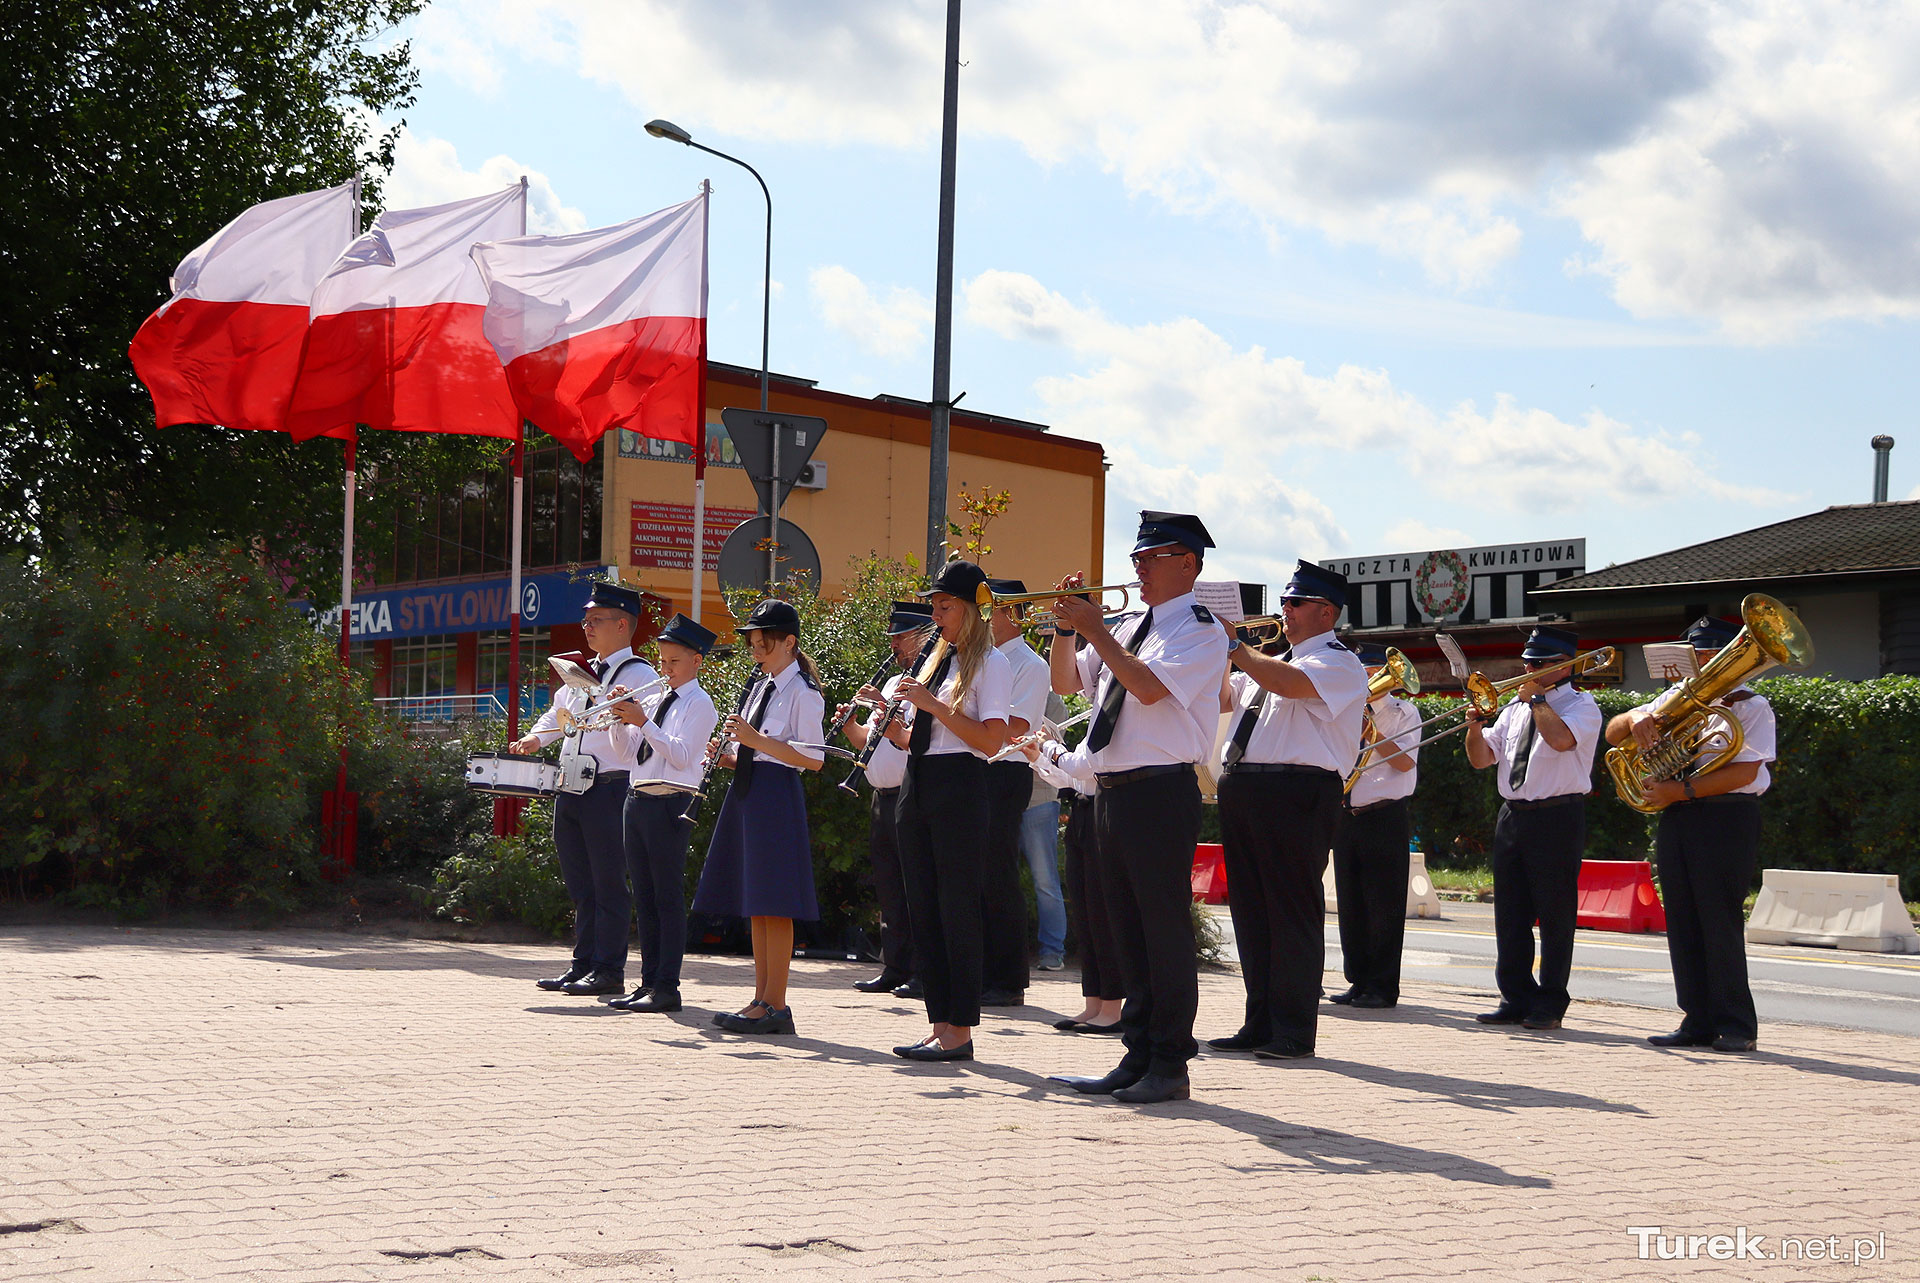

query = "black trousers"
[1095,767,1204,1077]
[982,760,1035,993]
[1332,798,1412,1002]
[896,753,988,1027]
[867,786,913,978]
[553,775,632,975]
[1657,794,1761,1041]
[1063,797,1123,1001]
[1218,768,1342,1049]
[623,790,692,992]
[1491,797,1586,1020]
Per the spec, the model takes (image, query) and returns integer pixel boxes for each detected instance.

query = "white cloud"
[1382,518,1474,550]
[410,0,1920,333]
[384,128,587,235]
[965,269,1789,579]
[809,266,933,360]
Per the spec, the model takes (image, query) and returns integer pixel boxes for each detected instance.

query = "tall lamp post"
[646,118,773,611]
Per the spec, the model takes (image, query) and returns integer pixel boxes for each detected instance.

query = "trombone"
[1389,646,1618,757]
[974,581,1137,627]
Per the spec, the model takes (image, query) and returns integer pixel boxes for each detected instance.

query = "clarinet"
[679,668,766,827]
[836,634,948,797]
[825,648,903,746]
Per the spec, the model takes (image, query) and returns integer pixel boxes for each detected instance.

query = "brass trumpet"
[973,580,1137,626]
[1343,648,1421,792]
[1236,614,1284,644]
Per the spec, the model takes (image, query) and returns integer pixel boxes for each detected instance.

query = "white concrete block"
[1745,869,1920,954]
[1323,850,1445,920]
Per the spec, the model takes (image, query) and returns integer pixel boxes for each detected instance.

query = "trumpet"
[987,707,1095,763]
[973,580,1137,627]
[560,676,669,735]
[1342,648,1420,793]
[1236,614,1284,644]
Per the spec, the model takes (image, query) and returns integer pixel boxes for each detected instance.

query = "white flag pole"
[691,180,711,622]
[499,176,530,837]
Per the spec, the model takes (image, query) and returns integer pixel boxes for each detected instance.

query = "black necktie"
[733,679,774,789]
[1085,609,1153,754]
[636,690,678,766]
[1509,701,1539,792]
[1224,687,1267,767]
[590,658,607,682]
[907,649,956,758]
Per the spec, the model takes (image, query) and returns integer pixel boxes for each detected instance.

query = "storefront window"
[373,438,602,585]
[389,635,457,700]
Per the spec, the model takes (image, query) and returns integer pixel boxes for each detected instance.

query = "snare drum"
[465,751,563,798]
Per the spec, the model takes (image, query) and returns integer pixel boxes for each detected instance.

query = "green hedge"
[1409,676,1920,898]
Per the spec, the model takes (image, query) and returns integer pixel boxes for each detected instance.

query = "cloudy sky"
[386,0,1920,588]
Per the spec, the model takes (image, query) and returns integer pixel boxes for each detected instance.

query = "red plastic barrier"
[1576,859,1667,933]
[1192,843,1228,904]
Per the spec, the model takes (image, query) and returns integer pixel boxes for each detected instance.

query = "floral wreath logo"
[1414,549,1469,619]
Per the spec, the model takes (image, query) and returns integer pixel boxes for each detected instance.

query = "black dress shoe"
[1327,986,1359,1005]
[1521,1015,1563,1031]
[536,965,588,992]
[627,990,681,1013]
[1349,992,1396,1009]
[979,988,1025,1007]
[713,1001,766,1027]
[1647,1029,1715,1048]
[903,1040,973,1062]
[1475,1007,1525,1025]
[853,971,908,994]
[1253,1037,1314,1060]
[891,980,925,1001]
[1048,1066,1143,1095]
[605,986,652,1009]
[560,971,626,997]
[717,1005,794,1035]
[1112,1073,1191,1104]
[1205,1031,1266,1051]
[1710,1034,1757,1053]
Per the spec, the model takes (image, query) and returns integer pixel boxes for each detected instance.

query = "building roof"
[1533,500,1920,599]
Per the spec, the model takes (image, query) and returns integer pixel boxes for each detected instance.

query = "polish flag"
[287,184,527,441]
[128,181,359,437]
[469,191,706,462]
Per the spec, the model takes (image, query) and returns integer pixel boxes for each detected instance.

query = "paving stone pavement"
[2,925,1916,1282]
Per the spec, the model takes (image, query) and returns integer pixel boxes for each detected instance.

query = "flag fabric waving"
[128,181,359,437]
[469,191,707,462]
[287,184,527,442]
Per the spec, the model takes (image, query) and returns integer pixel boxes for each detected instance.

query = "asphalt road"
[1214,901,1920,1038]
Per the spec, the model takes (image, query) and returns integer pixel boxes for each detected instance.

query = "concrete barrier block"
[1745,869,1920,954]
[1322,851,1445,920]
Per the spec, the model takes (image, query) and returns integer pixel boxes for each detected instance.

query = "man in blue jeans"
[1020,691,1070,970]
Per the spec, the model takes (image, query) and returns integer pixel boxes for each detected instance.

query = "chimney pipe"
[1871,435,1895,503]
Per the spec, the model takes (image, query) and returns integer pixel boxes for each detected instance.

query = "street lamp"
[646,118,776,602]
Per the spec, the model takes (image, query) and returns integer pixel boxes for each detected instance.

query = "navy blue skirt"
[691,763,818,921]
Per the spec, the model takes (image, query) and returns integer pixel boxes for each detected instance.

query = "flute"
[987,706,1094,763]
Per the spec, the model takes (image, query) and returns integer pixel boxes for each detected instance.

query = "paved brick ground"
[3,925,1916,1281]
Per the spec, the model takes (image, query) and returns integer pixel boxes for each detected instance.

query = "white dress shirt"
[527,647,658,774]
[861,673,911,790]
[1648,682,1775,796]
[1074,591,1232,773]
[1219,628,1370,774]
[912,644,1013,759]
[1483,682,1603,802]
[998,635,1052,740]
[1347,694,1421,807]
[613,678,720,790]
[744,662,827,769]
[1037,740,1098,797]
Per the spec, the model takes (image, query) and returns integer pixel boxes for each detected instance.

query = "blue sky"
[381,0,1920,590]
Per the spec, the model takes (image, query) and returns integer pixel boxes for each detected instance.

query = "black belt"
[1345,795,1407,816]
[1504,794,1583,811]
[1674,792,1760,808]
[1223,762,1338,779]
[594,771,629,785]
[873,786,901,798]
[1094,763,1195,791]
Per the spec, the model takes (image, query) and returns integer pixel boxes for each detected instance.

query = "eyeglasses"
[1129,549,1190,567]
[1279,596,1324,609]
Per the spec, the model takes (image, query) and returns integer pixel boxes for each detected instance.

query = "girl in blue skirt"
[693,599,826,1035]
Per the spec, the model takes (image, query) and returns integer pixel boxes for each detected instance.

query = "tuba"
[1604,594,1814,814]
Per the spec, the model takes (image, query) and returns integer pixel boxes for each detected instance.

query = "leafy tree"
[1,0,499,596]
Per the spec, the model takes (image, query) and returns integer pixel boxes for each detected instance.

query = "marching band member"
[981,580,1054,1006]
[1608,617,1773,1054]
[1207,561,1368,1061]
[606,614,720,1015]
[692,600,827,1036]
[1463,625,1603,1031]
[1030,729,1123,1034]
[1329,643,1421,1010]
[1047,512,1230,1105]
[514,581,658,997]
[890,560,1012,1063]
[839,601,934,998]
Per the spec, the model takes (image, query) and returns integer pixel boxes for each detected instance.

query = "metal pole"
[926,0,962,572]
[691,181,711,623]
[1872,435,1895,503]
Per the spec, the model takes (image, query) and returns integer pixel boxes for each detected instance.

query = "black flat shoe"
[627,990,681,1013]
[891,980,925,1001]
[1475,1007,1525,1025]
[979,988,1025,1007]
[903,1040,973,1062]
[854,971,908,994]
[536,965,588,992]
[714,1001,768,1028]
[1206,1031,1265,1051]
[717,1005,794,1035]
[1647,1029,1715,1048]
[1521,1015,1563,1031]
[1048,1067,1142,1095]
[1254,1037,1314,1060]
[1349,993,1396,1009]
[1710,1035,1757,1053]
[560,971,626,997]
[605,986,652,1010]
[1112,1073,1190,1104]
[1052,1017,1084,1031]
[1327,986,1358,1005]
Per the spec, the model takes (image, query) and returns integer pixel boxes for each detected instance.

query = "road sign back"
[720,408,828,513]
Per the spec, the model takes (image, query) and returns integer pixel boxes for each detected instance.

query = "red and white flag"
[287,184,527,441]
[128,181,358,436]
[469,191,707,462]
